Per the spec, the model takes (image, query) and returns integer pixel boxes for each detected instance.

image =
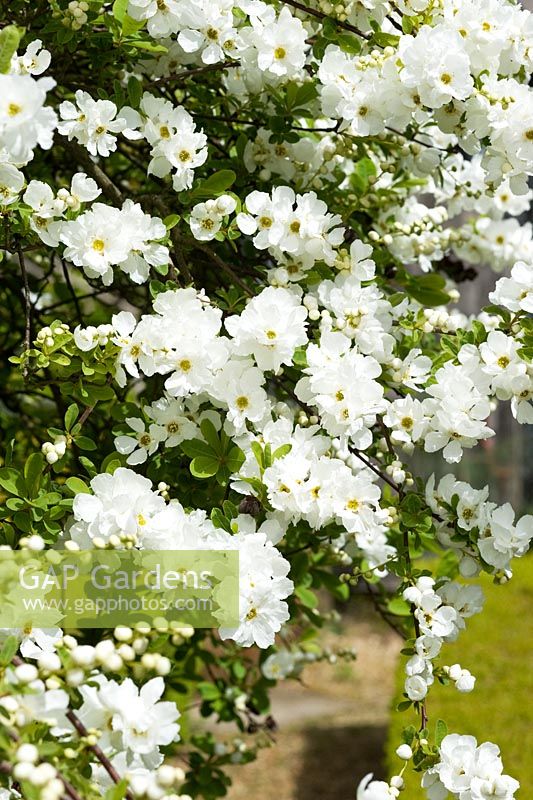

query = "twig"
[190,241,253,297]
[149,197,192,284]
[17,248,32,379]
[11,656,131,798]
[282,0,371,39]
[146,60,240,88]
[61,259,84,326]
[402,530,428,730]
[65,710,134,800]
[63,141,124,206]
[348,446,402,493]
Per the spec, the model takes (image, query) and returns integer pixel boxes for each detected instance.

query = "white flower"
[23,180,64,246]
[357,774,397,800]
[60,201,167,285]
[127,0,181,37]
[69,467,167,548]
[0,163,24,205]
[226,286,307,371]
[433,734,519,800]
[479,331,525,397]
[490,260,533,314]
[0,73,57,165]
[448,664,476,693]
[10,39,51,76]
[398,25,474,109]
[78,675,180,760]
[250,7,309,78]
[211,358,270,434]
[261,650,298,680]
[237,186,344,268]
[146,395,198,447]
[139,98,208,191]
[220,583,291,648]
[115,418,167,465]
[189,194,236,241]
[58,91,140,157]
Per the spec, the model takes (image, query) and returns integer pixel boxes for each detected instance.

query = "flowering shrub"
[1,1,533,799]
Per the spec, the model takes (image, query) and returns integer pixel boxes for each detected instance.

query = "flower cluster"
[68,467,292,648]
[427,474,533,574]
[423,734,520,800]
[236,186,344,270]
[402,576,484,702]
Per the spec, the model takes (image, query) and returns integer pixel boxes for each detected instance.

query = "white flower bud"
[15,664,38,683]
[16,743,39,763]
[13,762,34,781]
[71,645,96,667]
[114,626,133,642]
[26,534,45,551]
[66,668,85,686]
[38,653,61,672]
[395,744,413,760]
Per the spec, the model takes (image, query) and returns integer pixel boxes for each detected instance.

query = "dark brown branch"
[65,710,133,799]
[17,248,32,379]
[146,60,240,88]
[63,141,124,206]
[282,0,371,39]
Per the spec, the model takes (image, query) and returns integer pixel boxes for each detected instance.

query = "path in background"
[225,607,402,800]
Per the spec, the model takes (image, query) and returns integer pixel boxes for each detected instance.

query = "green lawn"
[386,556,533,795]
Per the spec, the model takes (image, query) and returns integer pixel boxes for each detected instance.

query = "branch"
[17,248,32,380]
[187,240,254,297]
[63,141,124,206]
[65,710,134,800]
[282,0,371,40]
[348,445,402,494]
[149,197,192,284]
[402,530,428,731]
[146,60,240,88]
[11,655,132,799]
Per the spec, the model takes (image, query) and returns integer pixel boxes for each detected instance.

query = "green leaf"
[402,15,414,33]
[64,403,79,432]
[272,443,292,461]
[65,477,91,495]
[224,445,245,475]
[24,453,44,499]
[189,170,236,202]
[164,214,181,229]
[198,682,220,700]
[181,438,214,460]
[295,586,318,609]
[200,419,222,455]
[387,598,412,617]
[122,14,144,36]
[0,467,24,496]
[404,274,450,308]
[129,40,167,52]
[75,436,97,451]
[337,34,361,55]
[190,456,219,479]
[0,26,21,74]
[0,636,18,666]
[112,0,127,22]
[105,779,129,800]
[397,700,413,712]
[435,718,448,747]
[127,75,142,107]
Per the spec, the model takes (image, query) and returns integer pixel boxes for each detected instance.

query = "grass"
[385,556,533,795]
